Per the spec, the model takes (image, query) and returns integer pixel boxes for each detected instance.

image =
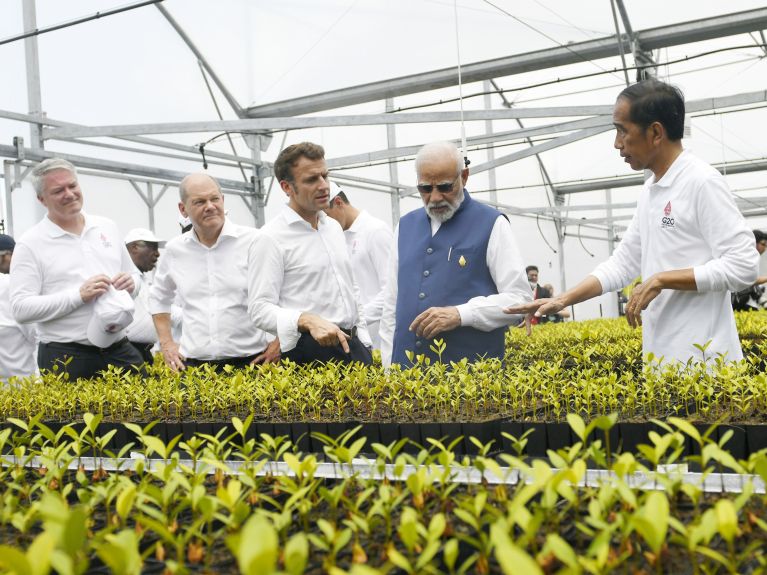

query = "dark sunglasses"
[416,175,459,194]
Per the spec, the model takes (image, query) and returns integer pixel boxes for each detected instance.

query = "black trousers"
[38,338,146,381]
[282,333,373,366]
[185,353,261,372]
[130,341,155,365]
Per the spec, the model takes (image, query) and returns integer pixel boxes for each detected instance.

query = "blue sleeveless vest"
[392,191,506,365]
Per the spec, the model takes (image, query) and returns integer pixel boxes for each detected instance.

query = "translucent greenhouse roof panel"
[3,0,765,124]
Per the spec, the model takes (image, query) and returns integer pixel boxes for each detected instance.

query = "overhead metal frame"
[2,1,766,251]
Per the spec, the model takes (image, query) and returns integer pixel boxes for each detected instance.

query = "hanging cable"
[198,61,249,181]
[577,219,595,257]
[453,0,469,167]
[536,215,558,253]
[198,144,208,170]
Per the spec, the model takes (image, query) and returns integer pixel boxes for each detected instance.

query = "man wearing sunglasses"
[379,141,531,367]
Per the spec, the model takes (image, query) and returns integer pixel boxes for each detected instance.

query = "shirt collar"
[184,217,239,246]
[649,149,688,189]
[347,210,368,233]
[283,204,326,229]
[43,211,90,238]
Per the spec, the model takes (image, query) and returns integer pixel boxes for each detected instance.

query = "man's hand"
[251,338,282,365]
[504,297,563,318]
[625,275,663,328]
[409,306,460,339]
[112,272,135,294]
[756,275,767,286]
[298,313,351,353]
[505,298,563,337]
[79,274,112,303]
[160,340,186,372]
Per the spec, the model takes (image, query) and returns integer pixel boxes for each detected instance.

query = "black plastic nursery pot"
[14,418,767,460]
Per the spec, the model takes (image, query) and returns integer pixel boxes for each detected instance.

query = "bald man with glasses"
[379,141,531,367]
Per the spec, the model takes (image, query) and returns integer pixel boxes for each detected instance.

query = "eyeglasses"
[416,175,460,194]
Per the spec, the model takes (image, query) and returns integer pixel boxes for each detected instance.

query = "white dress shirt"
[591,149,758,364]
[248,207,370,353]
[126,272,182,345]
[149,219,272,360]
[344,210,393,349]
[0,274,37,381]
[10,213,140,345]
[379,200,532,366]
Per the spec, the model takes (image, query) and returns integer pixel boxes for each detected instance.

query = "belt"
[340,326,358,339]
[42,337,129,353]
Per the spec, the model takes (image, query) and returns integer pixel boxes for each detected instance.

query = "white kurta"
[379,201,532,367]
[591,150,758,364]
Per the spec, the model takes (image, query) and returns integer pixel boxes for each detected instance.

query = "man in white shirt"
[506,79,759,364]
[124,228,181,365]
[379,141,532,367]
[248,142,373,365]
[324,183,392,349]
[149,173,279,371]
[0,234,37,381]
[10,158,144,380]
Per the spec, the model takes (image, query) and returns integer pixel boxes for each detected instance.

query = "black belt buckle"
[340,326,358,339]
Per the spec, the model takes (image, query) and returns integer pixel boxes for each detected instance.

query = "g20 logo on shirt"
[661,201,676,230]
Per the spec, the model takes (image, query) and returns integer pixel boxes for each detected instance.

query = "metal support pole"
[605,188,616,255]
[243,134,266,228]
[3,162,15,236]
[22,0,44,149]
[129,181,169,232]
[483,81,498,204]
[556,197,567,293]
[385,98,400,224]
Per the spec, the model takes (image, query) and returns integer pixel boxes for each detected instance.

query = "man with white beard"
[379,141,531,366]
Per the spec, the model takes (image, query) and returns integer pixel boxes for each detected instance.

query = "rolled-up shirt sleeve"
[691,177,758,293]
[247,233,302,352]
[590,209,642,294]
[454,216,533,331]
[10,242,83,324]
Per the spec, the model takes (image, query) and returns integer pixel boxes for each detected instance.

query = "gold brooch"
[458,255,467,267]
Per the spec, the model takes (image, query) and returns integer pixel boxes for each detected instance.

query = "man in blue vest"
[379,141,531,366]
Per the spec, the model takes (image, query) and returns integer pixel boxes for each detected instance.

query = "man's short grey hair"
[179,173,222,202]
[30,158,77,198]
[415,141,463,176]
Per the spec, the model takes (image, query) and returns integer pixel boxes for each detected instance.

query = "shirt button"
[423,270,430,277]
[415,341,422,348]
[426,247,433,254]
[418,292,426,299]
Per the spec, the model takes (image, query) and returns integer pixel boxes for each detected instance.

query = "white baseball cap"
[124,228,165,246]
[87,287,135,348]
[329,181,343,204]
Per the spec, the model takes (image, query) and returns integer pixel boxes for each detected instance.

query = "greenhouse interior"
[1,0,767,572]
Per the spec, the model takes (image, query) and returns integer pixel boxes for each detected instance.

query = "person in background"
[526,265,551,325]
[506,79,759,364]
[123,228,181,365]
[731,229,767,311]
[150,173,279,372]
[0,234,37,381]
[10,158,144,380]
[541,283,570,322]
[379,141,531,366]
[248,142,373,365]
[324,182,392,350]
